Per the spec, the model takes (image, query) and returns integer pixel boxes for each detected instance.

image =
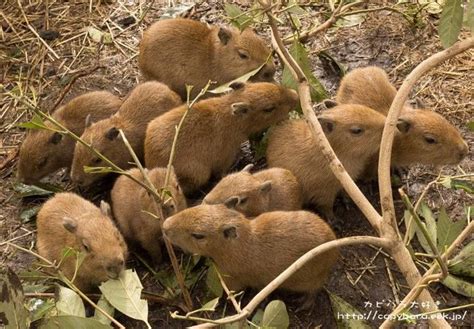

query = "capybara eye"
[238,50,249,60]
[263,107,275,113]
[240,196,248,204]
[191,233,205,240]
[424,135,437,144]
[350,127,364,135]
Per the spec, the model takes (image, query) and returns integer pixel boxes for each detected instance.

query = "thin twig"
[51,65,104,112]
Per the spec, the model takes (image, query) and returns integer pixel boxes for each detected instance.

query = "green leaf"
[287,0,307,15]
[20,205,41,223]
[403,210,417,244]
[281,40,328,105]
[0,267,29,329]
[28,298,55,322]
[208,59,269,94]
[465,0,474,32]
[224,3,253,30]
[99,269,150,328]
[55,286,86,317]
[17,114,49,130]
[441,177,474,193]
[438,0,464,48]
[205,263,223,298]
[468,121,474,132]
[94,295,115,326]
[261,300,289,329]
[328,291,371,329]
[449,241,474,277]
[83,166,115,174]
[251,308,264,326]
[419,0,445,14]
[441,274,474,297]
[14,183,55,198]
[87,27,113,44]
[335,13,367,27]
[40,315,112,329]
[160,3,195,19]
[414,202,437,253]
[437,207,467,251]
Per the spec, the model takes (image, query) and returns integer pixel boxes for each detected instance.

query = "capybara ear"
[323,99,338,109]
[241,163,254,172]
[105,127,120,140]
[260,181,272,193]
[218,27,232,45]
[231,102,251,115]
[63,217,77,233]
[396,118,411,133]
[100,200,112,217]
[49,132,63,144]
[224,196,240,209]
[85,113,93,128]
[229,81,245,90]
[222,225,238,239]
[318,117,335,134]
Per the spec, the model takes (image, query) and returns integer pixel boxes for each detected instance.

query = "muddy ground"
[1,1,473,328]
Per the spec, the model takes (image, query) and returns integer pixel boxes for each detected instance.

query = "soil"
[1,1,472,328]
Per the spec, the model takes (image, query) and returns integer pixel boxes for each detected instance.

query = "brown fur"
[17,91,121,184]
[70,81,182,186]
[36,192,127,292]
[335,66,468,176]
[163,204,338,293]
[203,166,302,217]
[266,104,388,218]
[336,66,398,113]
[138,18,275,99]
[110,167,187,264]
[144,82,299,193]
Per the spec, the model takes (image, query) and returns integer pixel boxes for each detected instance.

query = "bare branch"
[189,236,391,328]
[263,1,383,231]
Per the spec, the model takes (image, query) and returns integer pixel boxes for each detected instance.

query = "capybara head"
[394,109,468,166]
[203,164,271,217]
[214,27,275,83]
[317,104,389,158]
[163,204,245,256]
[18,129,70,184]
[228,82,299,133]
[63,201,127,282]
[70,119,129,186]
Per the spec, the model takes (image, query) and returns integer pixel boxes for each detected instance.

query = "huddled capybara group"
[19,17,468,305]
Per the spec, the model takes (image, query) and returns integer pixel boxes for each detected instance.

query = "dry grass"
[0,1,472,327]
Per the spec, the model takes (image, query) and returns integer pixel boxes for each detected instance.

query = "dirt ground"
[1,1,473,328]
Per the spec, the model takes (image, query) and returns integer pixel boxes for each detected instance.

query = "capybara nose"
[106,259,124,279]
[458,142,469,161]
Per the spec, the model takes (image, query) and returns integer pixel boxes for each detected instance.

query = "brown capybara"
[144,82,299,193]
[138,18,275,99]
[266,104,389,219]
[163,204,338,301]
[17,91,121,184]
[36,192,128,292]
[335,66,468,176]
[110,167,187,264]
[203,164,302,217]
[70,81,182,187]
